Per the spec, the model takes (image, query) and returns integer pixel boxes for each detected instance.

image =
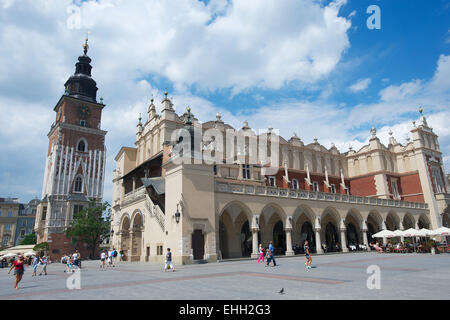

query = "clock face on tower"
[78,105,90,118]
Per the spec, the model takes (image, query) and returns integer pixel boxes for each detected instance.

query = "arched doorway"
[240,221,252,257]
[131,212,143,261]
[120,215,130,260]
[219,221,229,259]
[346,223,360,246]
[273,221,286,255]
[367,223,377,244]
[300,221,315,253]
[325,222,339,252]
[192,229,205,260]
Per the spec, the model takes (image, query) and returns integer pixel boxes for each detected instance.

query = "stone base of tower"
[44,233,96,262]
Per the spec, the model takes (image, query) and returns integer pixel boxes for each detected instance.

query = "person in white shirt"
[100,251,106,269]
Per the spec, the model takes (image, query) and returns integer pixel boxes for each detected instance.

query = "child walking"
[164,248,175,272]
[257,244,264,263]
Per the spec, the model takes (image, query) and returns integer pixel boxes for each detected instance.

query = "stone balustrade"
[215,182,429,210]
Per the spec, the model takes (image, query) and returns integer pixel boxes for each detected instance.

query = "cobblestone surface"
[1,252,448,300]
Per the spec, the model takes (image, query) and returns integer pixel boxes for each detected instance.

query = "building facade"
[0,198,21,249]
[35,39,107,260]
[14,199,38,246]
[111,94,450,264]
[110,98,449,264]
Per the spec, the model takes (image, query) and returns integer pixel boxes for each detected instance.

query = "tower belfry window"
[74,176,83,193]
[77,140,86,152]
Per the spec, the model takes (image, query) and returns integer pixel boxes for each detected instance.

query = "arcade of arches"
[218,202,432,259]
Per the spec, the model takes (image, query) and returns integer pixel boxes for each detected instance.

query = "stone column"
[362,230,369,250]
[399,221,404,243]
[129,231,134,261]
[382,220,387,245]
[285,228,295,256]
[251,229,259,258]
[132,177,136,192]
[315,228,323,254]
[340,228,348,252]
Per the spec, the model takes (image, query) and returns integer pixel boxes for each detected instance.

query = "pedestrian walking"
[304,240,312,270]
[265,248,275,267]
[39,255,48,276]
[164,248,175,272]
[257,244,264,263]
[100,251,106,269]
[111,247,117,267]
[32,254,40,276]
[268,241,277,266]
[72,250,80,268]
[8,255,25,290]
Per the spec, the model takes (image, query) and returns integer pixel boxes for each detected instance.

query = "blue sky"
[0,0,449,204]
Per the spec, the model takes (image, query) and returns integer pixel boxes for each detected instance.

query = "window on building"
[2,237,9,247]
[32,209,36,215]
[41,207,47,221]
[77,140,86,152]
[292,179,299,190]
[73,205,84,215]
[331,184,336,194]
[157,245,163,255]
[313,181,319,192]
[7,211,12,217]
[5,224,11,231]
[431,167,445,193]
[213,165,217,176]
[0,210,2,217]
[242,164,251,179]
[80,120,86,127]
[269,176,276,187]
[391,180,400,199]
[74,176,83,193]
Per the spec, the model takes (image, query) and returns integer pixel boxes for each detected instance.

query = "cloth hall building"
[111,95,450,265]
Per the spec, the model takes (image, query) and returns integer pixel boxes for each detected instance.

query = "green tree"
[65,200,111,259]
[33,242,49,255]
[20,233,37,245]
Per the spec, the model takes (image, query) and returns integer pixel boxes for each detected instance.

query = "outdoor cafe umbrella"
[392,230,404,237]
[402,228,421,237]
[418,228,433,237]
[24,251,35,257]
[372,229,395,238]
[429,226,450,236]
[0,253,17,259]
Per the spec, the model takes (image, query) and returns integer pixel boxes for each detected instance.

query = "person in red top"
[8,255,25,290]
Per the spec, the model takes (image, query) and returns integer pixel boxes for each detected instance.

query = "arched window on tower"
[74,176,83,193]
[77,140,86,152]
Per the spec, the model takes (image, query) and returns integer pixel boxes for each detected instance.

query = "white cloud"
[349,78,371,93]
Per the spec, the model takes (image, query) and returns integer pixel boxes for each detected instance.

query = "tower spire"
[83,32,90,55]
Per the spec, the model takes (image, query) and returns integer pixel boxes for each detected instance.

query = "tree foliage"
[65,199,111,259]
[33,242,49,252]
[20,233,37,245]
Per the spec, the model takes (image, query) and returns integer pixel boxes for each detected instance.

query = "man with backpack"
[111,247,118,267]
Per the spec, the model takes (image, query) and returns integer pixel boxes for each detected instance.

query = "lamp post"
[175,204,181,224]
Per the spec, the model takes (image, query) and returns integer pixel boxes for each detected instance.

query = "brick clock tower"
[35,38,107,259]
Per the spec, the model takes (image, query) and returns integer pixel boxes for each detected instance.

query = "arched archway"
[300,221,315,253]
[386,211,400,231]
[367,211,382,244]
[418,214,430,229]
[325,222,339,252]
[218,202,252,259]
[321,207,341,252]
[403,213,415,230]
[119,215,130,260]
[346,223,360,246]
[130,211,143,261]
[273,220,286,255]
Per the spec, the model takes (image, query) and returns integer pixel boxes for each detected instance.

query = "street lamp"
[175,204,181,224]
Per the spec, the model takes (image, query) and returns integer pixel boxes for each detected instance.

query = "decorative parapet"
[215,182,429,210]
[122,186,146,207]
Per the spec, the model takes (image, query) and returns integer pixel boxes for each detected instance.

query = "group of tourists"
[100,248,118,269]
[61,250,81,273]
[7,252,49,290]
[257,240,313,270]
[32,254,49,276]
[371,240,436,253]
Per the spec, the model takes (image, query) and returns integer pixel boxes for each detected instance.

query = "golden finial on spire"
[83,31,90,55]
